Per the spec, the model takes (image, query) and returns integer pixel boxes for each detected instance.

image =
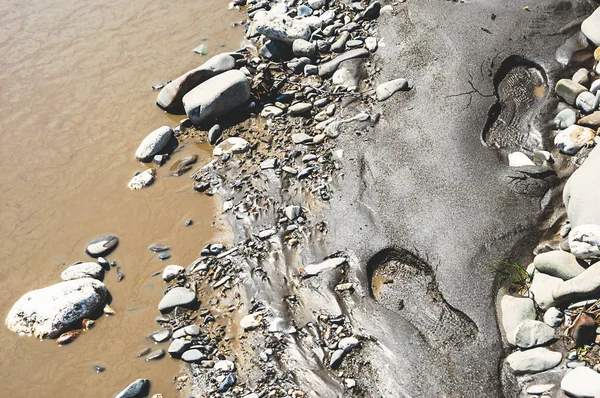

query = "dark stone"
[114,378,150,398]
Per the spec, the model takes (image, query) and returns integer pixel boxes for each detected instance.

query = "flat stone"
[213,137,250,156]
[260,158,278,170]
[162,265,184,282]
[168,338,191,357]
[183,325,200,336]
[292,133,313,144]
[581,7,600,47]
[128,169,156,190]
[568,224,600,259]
[576,91,598,114]
[508,152,535,167]
[578,111,600,129]
[308,0,325,9]
[560,366,600,397]
[284,205,302,220]
[376,78,409,101]
[513,320,555,349]
[149,328,172,343]
[554,125,595,155]
[555,79,587,105]
[157,54,236,113]
[261,106,284,118]
[182,70,250,125]
[253,13,311,44]
[339,336,360,352]
[529,272,562,310]
[158,287,196,313]
[135,126,173,162]
[505,347,562,374]
[554,108,577,129]
[331,32,350,53]
[301,257,346,277]
[145,349,165,361]
[288,102,312,115]
[533,250,586,280]
[499,295,536,346]
[543,307,564,327]
[526,384,554,395]
[85,235,119,257]
[182,349,206,363]
[552,259,600,304]
[61,262,104,281]
[115,378,150,398]
[240,313,260,330]
[5,279,108,338]
[572,68,590,86]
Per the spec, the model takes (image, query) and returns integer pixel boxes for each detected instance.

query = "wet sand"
[0,0,242,396]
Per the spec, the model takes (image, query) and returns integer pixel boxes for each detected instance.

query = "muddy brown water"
[0,0,242,396]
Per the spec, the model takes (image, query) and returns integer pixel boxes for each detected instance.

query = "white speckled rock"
[499,295,536,346]
[581,7,600,47]
[513,320,555,348]
[5,278,108,338]
[61,262,104,281]
[505,347,562,374]
[253,13,311,43]
[554,125,595,155]
[135,126,173,162]
[560,366,600,397]
[182,70,250,125]
[213,137,250,156]
[127,169,156,190]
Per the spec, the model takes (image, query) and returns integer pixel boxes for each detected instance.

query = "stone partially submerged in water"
[156,54,236,113]
[5,278,108,338]
[61,262,104,281]
[128,169,156,190]
[135,126,173,162]
[114,378,150,398]
[182,69,251,125]
[85,234,119,257]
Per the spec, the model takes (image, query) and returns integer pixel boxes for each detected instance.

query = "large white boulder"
[564,145,600,228]
[182,70,250,125]
[5,278,108,338]
[581,7,600,47]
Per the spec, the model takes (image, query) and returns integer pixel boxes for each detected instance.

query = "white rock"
[135,126,173,162]
[365,37,378,52]
[534,250,585,280]
[240,313,260,330]
[543,307,564,327]
[560,366,600,397]
[576,91,598,114]
[505,347,562,374]
[5,279,108,338]
[253,13,311,44]
[568,224,600,259]
[301,257,346,277]
[261,106,284,118]
[554,125,595,155]
[162,265,184,282]
[529,272,562,310]
[214,360,235,372]
[213,137,250,156]
[376,78,409,101]
[182,70,250,125]
[127,169,156,190]
[581,7,600,47]
[292,39,316,57]
[332,68,358,90]
[552,258,600,303]
[499,295,536,346]
[508,152,535,167]
[61,262,104,281]
[513,320,555,348]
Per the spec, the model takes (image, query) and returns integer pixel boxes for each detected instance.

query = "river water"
[0,0,242,396]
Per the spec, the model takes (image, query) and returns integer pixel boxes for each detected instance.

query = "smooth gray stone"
[289,102,312,115]
[513,320,555,348]
[61,262,104,281]
[85,235,119,257]
[156,54,236,113]
[552,261,600,303]
[145,349,165,361]
[308,0,326,10]
[149,328,172,343]
[168,338,192,357]
[543,307,564,327]
[135,126,173,162]
[292,39,316,57]
[158,287,196,313]
[182,70,250,125]
[5,278,108,338]
[581,7,600,47]
[564,145,600,228]
[376,78,409,101]
[184,324,200,336]
[576,91,598,114]
[115,378,150,398]
[181,349,206,362]
[533,251,585,280]
[499,295,536,346]
[318,48,369,77]
[560,366,600,397]
[331,32,350,53]
[505,347,562,374]
[553,108,577,129]
[555,79,587,105]
[253,13,311,44]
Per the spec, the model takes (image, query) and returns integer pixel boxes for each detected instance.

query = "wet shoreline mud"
[4,0,600,397]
